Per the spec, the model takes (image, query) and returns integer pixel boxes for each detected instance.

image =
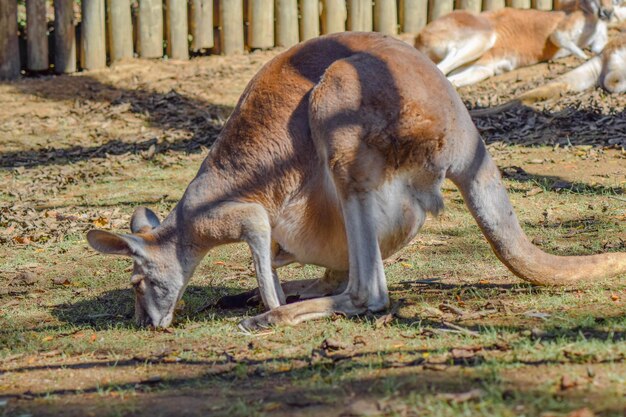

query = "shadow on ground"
[1,75,233,168]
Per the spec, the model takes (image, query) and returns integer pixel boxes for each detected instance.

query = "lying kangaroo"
[415,0,615,87]
[87,33,626,330]
[471,34,626,116]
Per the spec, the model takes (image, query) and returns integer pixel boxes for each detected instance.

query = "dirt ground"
[0,30,625,417]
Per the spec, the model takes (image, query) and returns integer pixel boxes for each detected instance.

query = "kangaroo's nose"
[600,7,613,19]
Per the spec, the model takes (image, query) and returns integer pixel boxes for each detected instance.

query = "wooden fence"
[0,0,558,79]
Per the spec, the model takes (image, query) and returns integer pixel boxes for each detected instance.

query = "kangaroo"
[415,0,616,87]
[470,34,626,116]
[86,33,626,330]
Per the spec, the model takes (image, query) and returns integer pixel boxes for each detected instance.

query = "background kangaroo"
[470,34,626,116]
[415,0,617,87]
[87,33,626,330]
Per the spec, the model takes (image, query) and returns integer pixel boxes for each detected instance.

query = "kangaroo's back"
[483,9,564,64]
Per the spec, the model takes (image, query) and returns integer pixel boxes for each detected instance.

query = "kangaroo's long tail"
[470,56,603,118]
[447,131,625,286]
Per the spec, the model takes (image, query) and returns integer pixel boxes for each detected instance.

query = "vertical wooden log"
[220,0,244,54]
[138,0,163,58]
[483,0,506,10]
[374,0,397,34]
[276,0,299,47]
[166,0,189,59]
[81,0,107,70]
[26,0,49,71]
[456,0,482,13]
[400,0,427,33]
[429,0,453,21]
[189,0,214,51]
[507,0,530,8]
[107,0,133,62]
[54,0,76,73]
[321,0,346,34]
[347,0,373,32]
[532,0,552,9]
[248,0,274,48]
[299,0,319,40]
[0,0,20,79]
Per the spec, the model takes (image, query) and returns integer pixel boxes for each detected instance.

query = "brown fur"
[416,0,615,86]
[480,9,564,65]
[86,33,626,330]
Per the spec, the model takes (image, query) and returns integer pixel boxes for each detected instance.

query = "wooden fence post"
[483,0,506,10]
[27,0,49,71]
[81,0,107,70]
[54,0,77,73]
[0,0,20,79]
[400,0,427,33]
[374,0,397,34]
[107,0,133,62]
[189,0,214,51]
[456,0,482,12]
[165,0,189,59]
[276,0,299,47]
[220,0,244,54]
[321,0,346,34]
[532,0,552,9]
[138,0,163,58]
[347,0,372,31]
[248,0,274,49]
[507,0,531,7]
[429,0,453,21]
[299,0,319,40]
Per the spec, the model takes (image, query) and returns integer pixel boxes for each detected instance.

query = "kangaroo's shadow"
[49,284,254,330]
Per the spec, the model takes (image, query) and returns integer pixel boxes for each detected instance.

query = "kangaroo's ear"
[87,230,144,256]
[130,207,161,233]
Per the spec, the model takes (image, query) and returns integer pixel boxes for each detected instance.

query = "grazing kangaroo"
[415,0,616,87]
[87,33,626,330]
[470,34,626,116]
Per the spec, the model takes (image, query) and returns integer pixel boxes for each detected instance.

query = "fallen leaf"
[437,388,484,403]
[451,348,476,359]
[92,216,109,228]
[423,363,447,371]
[13,236,31,245]
[526,187,543,196]
[42,336,54,342]
[610,294,619,302]
[52,277,71,286]
[321,338,350,352]
[566,408,594,417]
[523,311,551,320]
[16,271,38,285]
[560,375,579,390]
[342,399,380,417]
[263,402,282,412]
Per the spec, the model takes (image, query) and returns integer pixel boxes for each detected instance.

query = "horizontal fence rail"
[0,0,557,79]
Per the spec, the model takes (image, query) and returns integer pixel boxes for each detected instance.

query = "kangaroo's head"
[602,38,626,93]
[87,207,193,328]
[586,0,619,19]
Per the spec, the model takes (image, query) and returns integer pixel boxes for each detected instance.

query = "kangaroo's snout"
[600,7,613,19]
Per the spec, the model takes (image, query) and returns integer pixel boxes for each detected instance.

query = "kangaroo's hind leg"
[436,32,496,75]
[239,56,393,330]
[217,269,348,308]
